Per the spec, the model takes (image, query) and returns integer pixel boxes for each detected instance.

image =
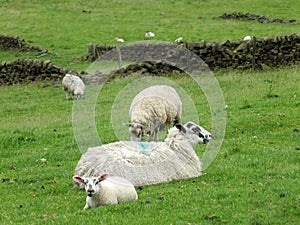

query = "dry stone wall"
[0,58,68,85]
[1,33,299,85]
[0,35,47,52]
[86,33,300,72]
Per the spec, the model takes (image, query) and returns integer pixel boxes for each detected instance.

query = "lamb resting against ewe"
[62,73,85,100]
[74,121,212,187]
[124,85,182,141]
[73,174,138,209]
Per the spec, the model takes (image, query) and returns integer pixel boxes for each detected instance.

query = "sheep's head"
[73,174,108,197]
[176,122,212,144]
[74,92,83,100]
[124,122,147,141]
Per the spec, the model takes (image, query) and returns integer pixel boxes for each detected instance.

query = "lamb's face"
[182,122,212,144]
[73,176,100,197]
[83,177,101,197]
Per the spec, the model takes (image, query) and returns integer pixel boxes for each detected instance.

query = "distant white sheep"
[145,31,155,38]
[243,35,252,41]
[74,122,212,187]
[62,73,85,100]
[124,85,182,141]
[115,37,124,43]
[175,37,183,43]
[73,174,138,209]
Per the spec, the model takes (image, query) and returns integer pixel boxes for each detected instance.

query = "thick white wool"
[74,123,209,187]
[128,85,182,141]
[62,74,85,100]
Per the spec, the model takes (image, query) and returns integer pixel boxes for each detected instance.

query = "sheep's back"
[129,85,182,119]
[74,139,201,187]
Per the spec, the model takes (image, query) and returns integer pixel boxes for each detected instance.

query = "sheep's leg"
[83,203,89,210]
[148,131,153,141]
[154,129,158,141]
[65,92,69,99]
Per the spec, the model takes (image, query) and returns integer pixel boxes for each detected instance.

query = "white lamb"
[73,174,138,209]
[124,85,182,141]
[62,73,85,100]
[74,121,212,187]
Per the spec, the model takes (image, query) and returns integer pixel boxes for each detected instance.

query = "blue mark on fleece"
[138,142,151,155]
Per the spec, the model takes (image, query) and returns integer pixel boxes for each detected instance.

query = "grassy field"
[1,0,300,224]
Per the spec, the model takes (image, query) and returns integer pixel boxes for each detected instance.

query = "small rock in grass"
[205,215,217,221]
[2,178,10,183]
[280,192,286,198]
[40,158,47,163]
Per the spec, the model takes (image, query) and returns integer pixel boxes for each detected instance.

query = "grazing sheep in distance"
[73,174,138,209]
[124,85,182,141]
[74,121,212,187]
[62,73,85,100]
[145,31,155,38]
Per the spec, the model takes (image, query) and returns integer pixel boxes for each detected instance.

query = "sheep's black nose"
[87,190,94,197]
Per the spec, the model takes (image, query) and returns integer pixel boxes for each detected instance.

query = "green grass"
[1,0,300,224]
[0,68,299,224]
[1,0,299,69]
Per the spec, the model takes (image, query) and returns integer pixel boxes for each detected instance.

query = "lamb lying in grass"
[73,174,138,209]
[124,85,182,141]
[74,121,212,187]
[62,73,85,100]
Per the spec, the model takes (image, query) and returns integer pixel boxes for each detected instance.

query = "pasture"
[0,0,299,224]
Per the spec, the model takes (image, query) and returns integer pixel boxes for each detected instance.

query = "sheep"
[243,35,252,41]
[73,174,138,209]
[115,37,124,43]
[62,73,85,100]
[175,37,183,43]
[124,85,182,141]
[145,31,155,38]
[74,121,212,187]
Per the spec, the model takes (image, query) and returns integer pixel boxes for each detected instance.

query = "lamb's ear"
[123,122,131,127]
[73,176,85,183]
[100,174,109,181]
[175,124,186,133]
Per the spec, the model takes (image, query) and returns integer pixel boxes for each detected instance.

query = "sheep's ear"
[123,122,131,127]
[73,176,85,183]
[100,174,109,181]
[175,124,186,133]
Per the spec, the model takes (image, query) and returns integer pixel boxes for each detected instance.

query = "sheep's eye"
[199,133,204,138]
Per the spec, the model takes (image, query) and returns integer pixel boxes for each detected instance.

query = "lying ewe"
[243,35,252,41]
[115,37,124,43]
[62,73,85,100]
[73,174,138,209]
[74,121,212,187]
[145,31,155,38]
[124,85,182,141]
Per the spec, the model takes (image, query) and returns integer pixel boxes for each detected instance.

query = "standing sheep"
[124,85,182,141]
[62,73,85,100]
[74,121,212,187]
[73,174,138,209]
